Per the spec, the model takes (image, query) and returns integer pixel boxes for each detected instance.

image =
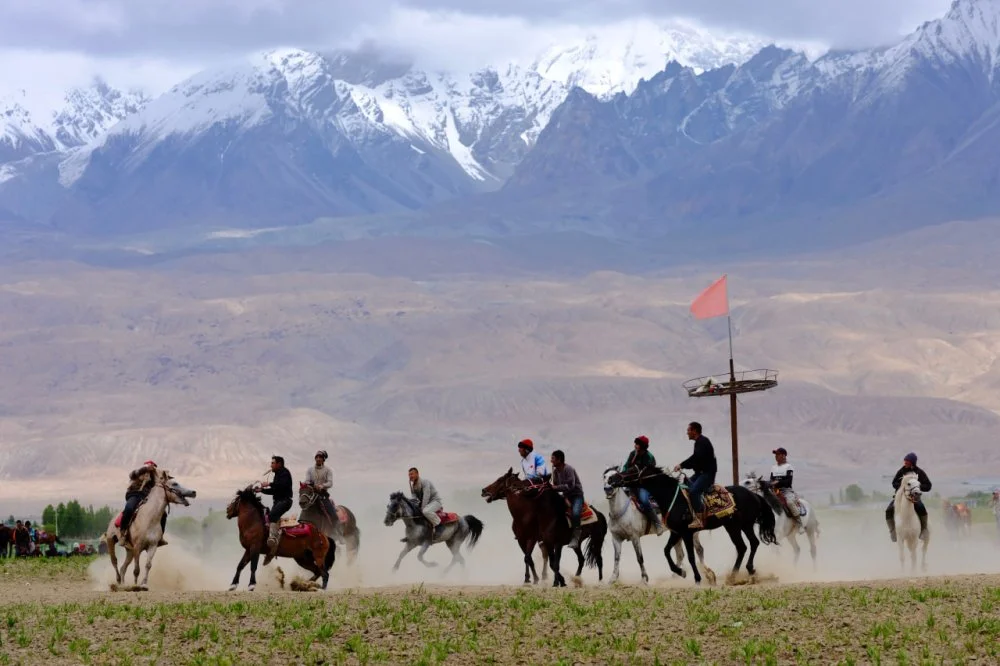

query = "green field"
[1,557,999,665]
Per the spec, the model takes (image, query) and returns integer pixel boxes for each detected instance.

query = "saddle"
[563,499,598,526]
[436,510,459,525]
[685,485,736,521]
[281,522,315,539]
[775,490,806,518]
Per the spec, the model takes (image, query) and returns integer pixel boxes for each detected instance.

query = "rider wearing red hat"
[119,459,168,547]
[517,438,548,482]
[622,435,664,535]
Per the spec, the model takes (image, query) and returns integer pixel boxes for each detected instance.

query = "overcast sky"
[0,0,955,108]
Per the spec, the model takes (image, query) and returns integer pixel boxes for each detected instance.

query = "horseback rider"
[517,439,548,482]
[259,455,293,559]
[674,422,717,530]
[550,449,586,549]
[886,452,932,542]
[305,450,338,523]
[120,460,168,547]
[408,467,446,539]
[622,435,664,536]
[769,447,805,532]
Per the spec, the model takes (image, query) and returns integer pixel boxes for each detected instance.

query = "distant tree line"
[38,501,115,538]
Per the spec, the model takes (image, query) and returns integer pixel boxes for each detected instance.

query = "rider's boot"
[886,517,897,543]
[684,494,703,530]
[644,509,665,536]
[262,524,281,565]
[567,528,582,550]
[918,513,929,541]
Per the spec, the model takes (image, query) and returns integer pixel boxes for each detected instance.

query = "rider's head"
[408,467,420,485]
[903,452,917,468]
[517,439,533,458]
[315,450,328,466]
[633,435,649,452]
[271,456,284,472]
[772,447,788,463]
[550,449,565,468]
[687,422,702,440]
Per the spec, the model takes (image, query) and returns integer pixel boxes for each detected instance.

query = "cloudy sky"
[0,0,955,107]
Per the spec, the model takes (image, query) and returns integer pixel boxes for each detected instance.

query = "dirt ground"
[1,554,999,665]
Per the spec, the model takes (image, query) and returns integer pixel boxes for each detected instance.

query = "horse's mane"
[235,487,266,517]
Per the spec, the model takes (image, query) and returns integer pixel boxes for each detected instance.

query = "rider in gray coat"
[409,467,445,538]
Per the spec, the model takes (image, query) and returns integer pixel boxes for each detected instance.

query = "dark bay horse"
[298,484,362,566]
[482,468,606,587]
[226,486,334,591]
[606,467,776,585]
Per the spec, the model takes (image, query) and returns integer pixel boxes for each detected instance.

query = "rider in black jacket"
[260,455,294,560]
[885,452,932,542]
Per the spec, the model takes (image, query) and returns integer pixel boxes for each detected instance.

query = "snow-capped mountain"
[529,19,767,97]
[0,80,149,164]
[501,0,1000,248]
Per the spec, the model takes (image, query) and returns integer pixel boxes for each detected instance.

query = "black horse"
[606,466,777,585]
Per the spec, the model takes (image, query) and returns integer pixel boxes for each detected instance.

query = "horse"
[602,466,711,585]
[104,469,197,589]
[741,473,820,569]
[226,486,335,591]
[606,466,777,585]
[894,472,928,572]
[34,531,66,550]
[383,492,484,574]
[297,484,362,566]
[482,468,607,585]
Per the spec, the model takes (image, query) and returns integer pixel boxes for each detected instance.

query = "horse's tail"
[463,516,484,550]
[585,510,607,569]
[755,495,779,545]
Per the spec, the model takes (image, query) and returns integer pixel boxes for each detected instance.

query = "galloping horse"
[104,469,197,589]
[742,473,820,569]
[894,472,928,572]
[942,500,972,540]
[298,484,362,566]
[226,486,335,591]
[383,492,483,574]
[602,466,711,584]
[606,466,777,585]
[482,469,607,587]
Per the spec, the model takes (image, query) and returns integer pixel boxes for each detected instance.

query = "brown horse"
[226,486,334,591]
[482,468,606,587]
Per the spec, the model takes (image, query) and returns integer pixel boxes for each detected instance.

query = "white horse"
[602,467,713,585]
[104,469,197,589]
[894,472,928,572]
[741,473,820,569]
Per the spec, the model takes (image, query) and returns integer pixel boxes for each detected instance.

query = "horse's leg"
[249,552,261,590]
[663,531,686,578]
[788,529,801,567]
[109,539,122,585]
[672,540,686,577]
[540,545,549,580]
[314,540,330,589]
[392,542,416,572]
[631,538,649,584]
[118,548,134,586]
[140,545,158,590]
[573,544,584,578]
[549,545,565,588]
[229,550,251,591]
[742,520,760,577]
[610,534,623,584]
[517,537,535,585]
[681,532,702,585]
[132,550,142,586]
[416,542,438,568]
[724,522,747,575]
[693,532,716,586]
[807,527,818,571]
[443,537,465,575]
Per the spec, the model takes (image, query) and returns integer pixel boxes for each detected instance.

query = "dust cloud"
[88,484,1000,592]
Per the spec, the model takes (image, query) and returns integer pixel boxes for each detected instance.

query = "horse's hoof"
[227,584,237,592]
[248,584,256,591]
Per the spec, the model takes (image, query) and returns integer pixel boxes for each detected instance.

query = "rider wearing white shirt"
[517,439,548,481]
[770,447,805,531]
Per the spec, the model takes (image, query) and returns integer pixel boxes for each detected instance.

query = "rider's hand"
[673,465,681,472]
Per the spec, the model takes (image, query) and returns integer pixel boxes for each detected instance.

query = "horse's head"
[481,467,519,503]
[384,491,413,526]
[603,466,623,498]
[900,473,922,503]
[227,485,259,520]
[740,472,762,492]
[158,469,196,506]
[298,482,317,509]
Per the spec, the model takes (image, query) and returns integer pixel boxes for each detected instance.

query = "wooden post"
[729,357,738,486]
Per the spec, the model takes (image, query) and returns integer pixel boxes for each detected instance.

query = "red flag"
[690,274,729,320]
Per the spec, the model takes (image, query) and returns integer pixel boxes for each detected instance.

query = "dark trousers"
[886,500,926,519]
[688,472,715,513]
[270,498,293,524]
[568,496,584,529]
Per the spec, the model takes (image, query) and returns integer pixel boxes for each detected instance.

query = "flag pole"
[728,314,738,485]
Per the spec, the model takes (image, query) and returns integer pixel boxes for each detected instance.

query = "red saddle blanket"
[114,512,123,528]
[565,502,595,521]
[436,510,459,525]
[281,523,315,539]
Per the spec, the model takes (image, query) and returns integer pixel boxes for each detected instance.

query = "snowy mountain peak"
[54,78,151,147]
[529,19,767,97]
[895,0,1000,72]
